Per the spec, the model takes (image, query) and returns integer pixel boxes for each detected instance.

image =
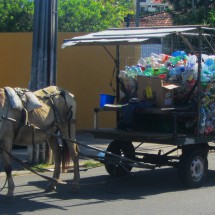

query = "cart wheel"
[105,140,135,177]
[178,149,208,188]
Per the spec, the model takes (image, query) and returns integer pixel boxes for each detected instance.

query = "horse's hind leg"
[2,142,15,197]
[68,142,80,192]
[45,137,61,192]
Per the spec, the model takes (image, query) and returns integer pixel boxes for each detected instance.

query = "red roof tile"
[151,0,164,4]
[127,11,173,27]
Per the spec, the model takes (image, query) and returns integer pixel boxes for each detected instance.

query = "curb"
[0,159,100,177]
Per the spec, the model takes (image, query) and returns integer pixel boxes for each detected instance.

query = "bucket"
[100,94,115,108]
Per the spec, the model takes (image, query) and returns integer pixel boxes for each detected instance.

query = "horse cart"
[64,25,215,188]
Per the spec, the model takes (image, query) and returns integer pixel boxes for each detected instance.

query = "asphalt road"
[1,134,215,215]
[0,154,215,215]
[1,157,215,215]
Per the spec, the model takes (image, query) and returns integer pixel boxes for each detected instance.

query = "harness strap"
[60,90,76,139]
[42,89,63,124]
[13,108,28,143]
[32,124,36,147]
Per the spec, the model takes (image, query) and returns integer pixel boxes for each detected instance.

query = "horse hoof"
[45,185,56,193]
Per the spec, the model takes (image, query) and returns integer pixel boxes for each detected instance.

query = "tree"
[58,0,134,32]
[0,0,34,32]
[208,9,215,27]
[168,0,215,26]
[0,0,134,32]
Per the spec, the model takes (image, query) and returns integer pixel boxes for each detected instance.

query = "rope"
[0,144,115,190]
[0,176,8,193]
[13,108,28,143]
[0,145,60,184]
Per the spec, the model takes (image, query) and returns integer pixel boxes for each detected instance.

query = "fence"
[0,32,141,130]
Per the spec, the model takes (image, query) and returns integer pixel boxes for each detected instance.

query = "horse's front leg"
[45,138,61,192]
[2,143,15,198]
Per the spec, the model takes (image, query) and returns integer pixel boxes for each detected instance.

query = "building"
[139,0,169,13]
[128,11,173,27]
[124,10,174,60]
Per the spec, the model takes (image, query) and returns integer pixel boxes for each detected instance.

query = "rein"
[0,144,62,184]
[0,150,8,193]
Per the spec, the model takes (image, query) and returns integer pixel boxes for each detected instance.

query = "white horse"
[0,86,80,198]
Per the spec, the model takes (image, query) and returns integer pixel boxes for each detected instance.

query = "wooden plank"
[82,128,215,146]
[83,128,177,145]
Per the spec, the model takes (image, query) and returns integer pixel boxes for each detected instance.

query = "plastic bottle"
[150,53,159,58]
[186,55,197,69]
[138,58,147,67]
[143,68,154,76]
[205,58,215,68]
[155,66,168,75]
[98,152,105,160]
[159,54,170,63]
[172,50,187,59]
[169,67,177,80]
[169,56,181,66]
[201,63,213,85]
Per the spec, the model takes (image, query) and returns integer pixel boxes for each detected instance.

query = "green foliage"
[0,0,134,32]
[58,0,134,32]
[0,0,34,32]
[170,7,206,25]
[32,163,50,172]
[82,160,103,168]
[208,10,215,27]
[168,0,207,10]
[169,0,215,26]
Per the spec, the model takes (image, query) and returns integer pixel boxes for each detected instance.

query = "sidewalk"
[0,132,177,175]
[0,133,111,174]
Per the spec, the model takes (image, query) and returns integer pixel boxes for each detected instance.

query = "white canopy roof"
[62,26,212,48]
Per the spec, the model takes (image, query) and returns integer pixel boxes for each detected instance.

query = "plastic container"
[172,50,187,59]
[143,68,154,76]
[159,54,171,63]
[100,94,115,108]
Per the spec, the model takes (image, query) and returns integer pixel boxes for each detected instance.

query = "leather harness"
[12,88,74,145]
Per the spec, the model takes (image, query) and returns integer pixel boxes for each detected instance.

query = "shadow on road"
[1,167,215,214]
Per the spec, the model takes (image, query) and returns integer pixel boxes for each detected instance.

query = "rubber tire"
[104,140,135,177]
[178,149,208,188]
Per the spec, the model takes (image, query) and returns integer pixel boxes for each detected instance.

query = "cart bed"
[83,128,215,146]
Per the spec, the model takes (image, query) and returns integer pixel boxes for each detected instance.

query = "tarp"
[62,26,202,48]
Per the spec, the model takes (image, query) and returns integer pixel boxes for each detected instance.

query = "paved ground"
[1,153,215,215]
[1,134,215,214]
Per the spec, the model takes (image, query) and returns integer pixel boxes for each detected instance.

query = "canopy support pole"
[197,27,203,136]
[177,32,196,54]
[101,45,120,122]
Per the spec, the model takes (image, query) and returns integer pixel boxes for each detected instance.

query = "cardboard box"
[137,76,181,107]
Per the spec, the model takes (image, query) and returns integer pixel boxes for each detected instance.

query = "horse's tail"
[61,89,79,172]
[63,90,77,120]
[61,140,71,172]
[63,90,77,139]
